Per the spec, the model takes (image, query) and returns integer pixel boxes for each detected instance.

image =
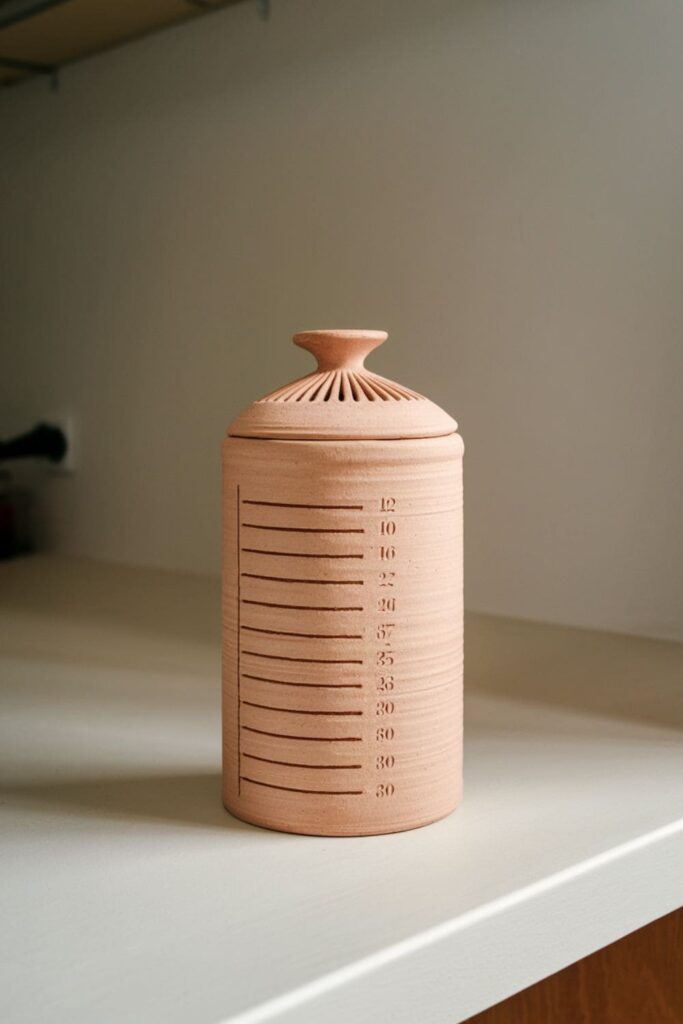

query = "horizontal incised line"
[242,500,363,510]
[243,753,362,770]
[397,507,459,518]
[242,700,362,716]
[242,599,364,612]
[242,524,365,534]
[241,573,363,585]
[241,625,362,640]
[242,549,363,559]
[242,673,361,689]
[241,726,362,742]
[240,776,363,795]
[241,650,363,665]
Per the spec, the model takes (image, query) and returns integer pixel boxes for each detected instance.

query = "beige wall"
[1,0,681,640]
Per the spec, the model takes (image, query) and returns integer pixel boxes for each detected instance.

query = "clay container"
[222,330,464,836]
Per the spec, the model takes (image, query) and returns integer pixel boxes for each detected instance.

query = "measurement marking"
[242,600,364,612]
[243,753,362,770]
[242,524,365,534]
[242,500,364,510]
[242,726,362,742]
[241,573,364,586]
[241,625,362,640]
[242,650,363,665]
[237,484,241,794]
[242,700,363,716]
[240,777,363,795]
[242,549,363,559]
[242,673,362,689]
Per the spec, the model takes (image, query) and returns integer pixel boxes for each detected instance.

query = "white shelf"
[1,556,681,1024]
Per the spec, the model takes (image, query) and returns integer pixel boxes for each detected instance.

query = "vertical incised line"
[237,484,241,794]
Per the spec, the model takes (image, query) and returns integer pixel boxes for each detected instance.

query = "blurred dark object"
[0,422,67,463]
[0,470,33,559]
[0,422,66,558]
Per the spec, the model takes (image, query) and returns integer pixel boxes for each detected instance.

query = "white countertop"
[1,556,681,1024]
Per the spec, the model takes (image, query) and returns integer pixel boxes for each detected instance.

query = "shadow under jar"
[222,330,464,836]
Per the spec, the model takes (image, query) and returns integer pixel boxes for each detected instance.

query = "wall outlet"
[49,415,78,474]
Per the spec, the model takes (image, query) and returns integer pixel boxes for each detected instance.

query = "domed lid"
[228,330,458,440]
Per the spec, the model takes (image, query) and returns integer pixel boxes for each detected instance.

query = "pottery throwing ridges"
[222,330,464,836]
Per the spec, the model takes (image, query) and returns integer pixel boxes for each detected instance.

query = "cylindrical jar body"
[222,433,464,836]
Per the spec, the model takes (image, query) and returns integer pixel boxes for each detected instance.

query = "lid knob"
[293,329,388,372]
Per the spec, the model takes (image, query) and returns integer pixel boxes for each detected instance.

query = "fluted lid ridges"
[228,330,458,440]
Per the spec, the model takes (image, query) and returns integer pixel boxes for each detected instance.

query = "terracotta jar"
[222,330,464,836]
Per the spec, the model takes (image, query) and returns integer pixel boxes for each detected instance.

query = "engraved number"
[376,500,397,782]
[375,783,395,798]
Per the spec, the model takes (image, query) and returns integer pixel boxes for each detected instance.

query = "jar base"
[222,795,462,837]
